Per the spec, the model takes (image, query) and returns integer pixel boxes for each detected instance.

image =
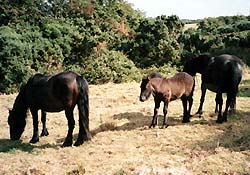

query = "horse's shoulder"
[27,73,49,86]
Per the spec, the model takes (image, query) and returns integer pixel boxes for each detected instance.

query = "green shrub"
[82,49,141,84]
[0,26,33,93]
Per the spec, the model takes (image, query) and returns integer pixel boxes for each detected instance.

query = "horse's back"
[217,54,244,66]
[168,72,194,97]
[25,71,85,112]
[215,54,243,82]
[202,54,243,92]
[27,73,49,86]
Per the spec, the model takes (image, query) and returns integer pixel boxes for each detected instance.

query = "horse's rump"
[166,72,194,97]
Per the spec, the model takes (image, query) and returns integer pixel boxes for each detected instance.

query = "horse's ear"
[4,106,12,113]
[142,75,148,81]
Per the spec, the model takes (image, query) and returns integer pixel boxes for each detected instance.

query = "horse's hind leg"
[216,93,224,123]
[215,93,220,113]
[229,96,236,114]
[40,110,49,137]
[74,100,92,146]
[222,92,236,122]
[63,108,75,147]
[30,109,40,143]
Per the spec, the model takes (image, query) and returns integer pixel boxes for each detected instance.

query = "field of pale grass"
[0,72,250,175]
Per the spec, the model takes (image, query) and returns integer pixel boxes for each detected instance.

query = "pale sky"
[125,0,250,19]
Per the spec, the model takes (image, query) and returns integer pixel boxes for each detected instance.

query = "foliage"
[0,0,249,93]
[180,15,250,64]
[82,49,140,84]
[127,15,183,67]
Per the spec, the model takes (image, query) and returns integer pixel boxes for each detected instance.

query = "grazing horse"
[139,72,195,128]
[8,71,91,147]
[183,54,243,123]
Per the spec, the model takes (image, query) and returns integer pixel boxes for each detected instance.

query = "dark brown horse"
[8,71,91,147]
[139,72,195,128]
[183,54,243,123]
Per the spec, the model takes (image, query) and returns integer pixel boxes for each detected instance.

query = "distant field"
[0,71,249,175]
[184,23,198,30]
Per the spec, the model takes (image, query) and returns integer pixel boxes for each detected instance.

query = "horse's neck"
[13,90,28,113]
[150,78,165,92]
[196,59,212,74]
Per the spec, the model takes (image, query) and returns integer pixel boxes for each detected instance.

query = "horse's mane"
[12,74,48,118]
[26,73,49,87]
[147,72,163,79]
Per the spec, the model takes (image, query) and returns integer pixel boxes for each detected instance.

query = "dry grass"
[0,73,250,175]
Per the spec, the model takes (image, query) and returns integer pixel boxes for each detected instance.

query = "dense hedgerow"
[82,49,141,84]
[0,0,249,93]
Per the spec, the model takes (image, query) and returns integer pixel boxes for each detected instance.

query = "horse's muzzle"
[140,96,146,102]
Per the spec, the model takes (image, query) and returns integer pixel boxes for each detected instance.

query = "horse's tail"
[229,60,243,88]
[76,76,90,131]
[191,77,195,96]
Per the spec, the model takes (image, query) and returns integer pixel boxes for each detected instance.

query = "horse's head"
[8,108,26,140]
[183,60,196,76]
[183,54,212,76]
[140,72,162,102]
[139,75,152,102]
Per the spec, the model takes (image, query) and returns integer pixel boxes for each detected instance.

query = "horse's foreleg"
[40,110,49,137]
[150,100,160,128]
[30,109,40,143]
[196,84,206,115]
[162,102,169,128]
[216,93,224,123]
[182,96,190,123]
[63,108,75,147]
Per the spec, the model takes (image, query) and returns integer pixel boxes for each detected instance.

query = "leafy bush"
[82,49,141,84]
[127,16,183,67]
[0,26,33,93]
[139,63,178,77]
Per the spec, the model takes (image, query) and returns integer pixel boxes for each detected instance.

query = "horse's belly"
[42,97,65,112]
[30,97,65,112]
[42,103,64,112]
[204,83,219,92]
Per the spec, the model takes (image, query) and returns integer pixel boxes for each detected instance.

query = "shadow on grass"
[190,110,250,152]
[90,112,206,136]
[0,139,59,153]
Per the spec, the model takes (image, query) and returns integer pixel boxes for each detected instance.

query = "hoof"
[161,124,169,129]
[74,140,84,146]
[30,137,39,144]
[182,119,190,123]
[62,141,72,147]
[149,124,157,128]
[196,110,203,115]
[40,129,49,137]
[216,119,223,124]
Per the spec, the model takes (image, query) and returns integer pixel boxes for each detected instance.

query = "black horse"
[8,71,91,147]
[139,72,195,128]
[183,54,243,123]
